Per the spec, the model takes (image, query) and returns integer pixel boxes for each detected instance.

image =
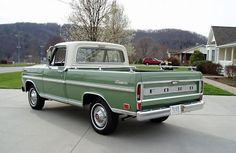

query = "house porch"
[218,47,236,67]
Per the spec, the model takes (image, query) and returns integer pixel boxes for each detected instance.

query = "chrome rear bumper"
[136,100,204,121]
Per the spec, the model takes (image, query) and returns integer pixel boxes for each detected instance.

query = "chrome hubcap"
[30,89,37,105]
[93,105,107,128]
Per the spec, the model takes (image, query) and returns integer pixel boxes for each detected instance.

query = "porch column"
[179,53,183,63]
[232,47,234,63]
[224,48,227,61]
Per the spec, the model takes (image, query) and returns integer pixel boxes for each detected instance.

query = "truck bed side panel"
[65,69,138,111]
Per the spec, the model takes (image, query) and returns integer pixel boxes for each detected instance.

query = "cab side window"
[50,47,66,66]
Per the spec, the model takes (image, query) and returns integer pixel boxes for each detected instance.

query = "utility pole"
[40,45,44,63]
[15,34,21,63]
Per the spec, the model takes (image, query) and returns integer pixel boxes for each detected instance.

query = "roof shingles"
[212,26,236,46]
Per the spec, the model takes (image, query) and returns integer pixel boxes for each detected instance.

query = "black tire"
[90,98,118,135]
[28,86,45,110]
[150,116,169,123]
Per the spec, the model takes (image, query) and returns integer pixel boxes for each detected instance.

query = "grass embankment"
[0,63,34,67]
[0,72,22,89]
[204,83,235,96]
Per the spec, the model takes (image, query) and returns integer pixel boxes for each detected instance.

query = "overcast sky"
[1,0,236,36]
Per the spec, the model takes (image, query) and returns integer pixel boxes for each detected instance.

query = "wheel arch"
[82,92,112,109]
[25,80,39,93]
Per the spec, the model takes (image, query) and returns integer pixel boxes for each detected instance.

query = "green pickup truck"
[22,41,204,135]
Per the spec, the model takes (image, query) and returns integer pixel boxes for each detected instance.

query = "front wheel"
[28,86,45,110]
[90,99,118,135]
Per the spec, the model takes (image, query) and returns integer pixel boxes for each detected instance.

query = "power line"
[57,0,70,5]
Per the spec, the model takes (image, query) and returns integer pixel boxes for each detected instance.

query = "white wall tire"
[90,99,118,135]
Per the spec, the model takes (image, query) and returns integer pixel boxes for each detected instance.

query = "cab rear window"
[76,48,125,63]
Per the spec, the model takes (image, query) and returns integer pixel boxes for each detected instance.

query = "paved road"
[0,67,24,73]
[0,89,236,153]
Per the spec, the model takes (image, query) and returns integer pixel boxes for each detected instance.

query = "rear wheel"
[150,116,169,123]
[28,86,45,110]
[90,99,118,135]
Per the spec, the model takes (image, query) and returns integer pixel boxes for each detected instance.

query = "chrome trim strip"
[68,68,136,74]
[41,93,83,107]
[142,93,202,102]
[67,98,83,107]
[136,100,204,121]
[143,84,197,96]
[23,75,42,81]
[66,80,135,92]
[142,79,202,85]
[23,75,134,92]
[111,108,137,116]
[23,75,65,84]
[43,77,65,84]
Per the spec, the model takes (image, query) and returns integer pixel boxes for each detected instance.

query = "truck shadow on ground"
[32,101,236,153]
[32,101,90,134]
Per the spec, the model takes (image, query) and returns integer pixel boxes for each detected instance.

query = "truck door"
[43,47,67,99]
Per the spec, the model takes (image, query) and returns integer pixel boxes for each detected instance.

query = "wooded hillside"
[0,23,207,62]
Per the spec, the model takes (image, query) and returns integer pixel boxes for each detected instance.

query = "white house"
[207,26,236,68]
[168,26,236,73]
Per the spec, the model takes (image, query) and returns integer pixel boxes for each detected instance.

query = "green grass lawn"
[0,71,235,96]
[134,64,161,71]
[133,64,190,71]
[0,72,22,89]
[204,83,235,96]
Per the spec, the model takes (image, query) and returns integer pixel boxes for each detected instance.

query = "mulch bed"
[206,77,236,87]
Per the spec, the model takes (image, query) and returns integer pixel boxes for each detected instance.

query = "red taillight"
[137,84,141,101]
[136,84,142,111]
[123,103,131,110]
[137,102,142,111]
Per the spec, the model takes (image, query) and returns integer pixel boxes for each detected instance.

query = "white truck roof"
[55,41,129,67]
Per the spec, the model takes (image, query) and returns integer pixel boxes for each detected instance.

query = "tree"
[44,36,64,51]
[66,0,134,60]
[135,37,154,59]
[102,1,131,44]
[102,1,134,57]
[68,0,111,41]
[67,0,133,46]
[190,50,205,65]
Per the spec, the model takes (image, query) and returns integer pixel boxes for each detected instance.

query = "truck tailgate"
[140,71,203,110]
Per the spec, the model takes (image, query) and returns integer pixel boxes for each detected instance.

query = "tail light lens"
[136,84,142,110]
[137,84,141,101]
[200,80,204,93]
[199,80,203,100]
[123,103,131,110]
[137,102,142,111]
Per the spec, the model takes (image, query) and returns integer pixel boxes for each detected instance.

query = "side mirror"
[47,46,54,63]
